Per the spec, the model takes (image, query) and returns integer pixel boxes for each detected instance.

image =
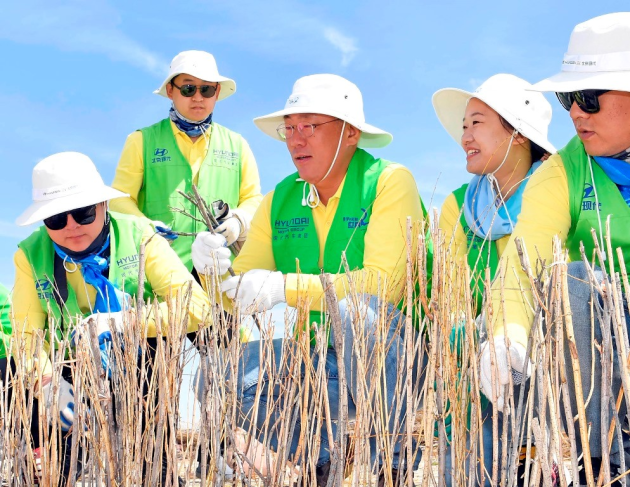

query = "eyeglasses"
[276,119,341,140]
[44,204,98,231]
[171,82,219,98]
[556,90,610,114]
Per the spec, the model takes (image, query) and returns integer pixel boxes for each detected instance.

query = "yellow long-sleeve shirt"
[12,224,212,375]
[110,121,262,229]
[233,163,425,310]
[438,192,511,262]
[488,154,571,347]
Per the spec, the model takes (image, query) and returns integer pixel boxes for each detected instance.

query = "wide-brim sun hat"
[432,73,556,155]
[16,152,128,227]
[531,12,630,93]
[253,74,392,149]
[154,50,236,101]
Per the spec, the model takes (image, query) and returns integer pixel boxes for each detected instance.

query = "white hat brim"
[253,106,393,149]
[432,88,556,155]
[531,70,630,94]
[154,74,236,101]
[16,187,128,227]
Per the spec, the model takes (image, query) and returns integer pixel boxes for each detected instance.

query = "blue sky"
[0,0,626,286]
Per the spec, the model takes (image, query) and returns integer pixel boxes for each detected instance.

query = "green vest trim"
[138,119,242,270]
[18,212,154,348]
[453,184,499,314]
[562,135,630,273]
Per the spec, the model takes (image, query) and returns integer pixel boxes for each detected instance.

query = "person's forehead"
[284,113,337,122]
[173,73,216,84]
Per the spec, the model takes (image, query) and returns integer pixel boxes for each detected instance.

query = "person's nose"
[569,100,590,122]
[65,214,80,229]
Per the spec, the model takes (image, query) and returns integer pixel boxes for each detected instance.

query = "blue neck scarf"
[169,105,212,138]
[463,161,542,240]
[593,156,630,206]
[54,235,124,313]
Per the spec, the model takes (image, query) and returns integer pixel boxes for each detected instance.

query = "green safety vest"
[18,212,154,348]
[270,148,430,345]
[138,119,242,270]
[453,184,499,314]
[562,136,630,273]
[0,283,11,359]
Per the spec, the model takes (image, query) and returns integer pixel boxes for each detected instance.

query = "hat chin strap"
[486,129,517,225]
[300,121,347,208]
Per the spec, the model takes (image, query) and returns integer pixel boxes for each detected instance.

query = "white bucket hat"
[253,74,392,148]
[154,50,236,101]
[16,152,128,227]
[532,12,630,93]
[432,73,556,155]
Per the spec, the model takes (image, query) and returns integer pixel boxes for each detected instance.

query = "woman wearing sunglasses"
[12,151,213,486]
[432,74,555,485]
[110,50,262,272]
[480,13,630,485]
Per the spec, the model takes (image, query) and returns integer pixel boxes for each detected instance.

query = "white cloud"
[323,27,359,67]
[0,0,167,77]
[180,1,360,68]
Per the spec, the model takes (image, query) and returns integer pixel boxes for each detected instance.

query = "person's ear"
[215,83,221,99]
[346,123,361,146]
[166,81,174,100]
[512,131,527,146]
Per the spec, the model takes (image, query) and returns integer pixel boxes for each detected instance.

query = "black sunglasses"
[44,204,98,231]
[556,90,610,114]
[171,81,218,98]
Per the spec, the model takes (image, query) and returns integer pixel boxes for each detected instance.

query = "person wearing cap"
[435,74,555,314]
[479,13,630,484]
[192,74,428,484]
[12,151,214,486]
[433,73,555,485]
[110,50,263,272]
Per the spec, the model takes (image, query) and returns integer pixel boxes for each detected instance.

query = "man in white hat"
[12,152,216,486]
[110,50,262,273]
[479,12,630,485]
[193,74,429,485]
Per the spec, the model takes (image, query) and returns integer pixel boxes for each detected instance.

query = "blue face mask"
[169,105,213,138]
[463,161,541,241]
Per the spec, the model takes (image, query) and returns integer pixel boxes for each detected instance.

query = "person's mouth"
[466,148,480,161]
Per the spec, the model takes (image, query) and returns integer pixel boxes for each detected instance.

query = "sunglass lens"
[179,85,197,97]
[43,212,68,230]
[574,91,600,113]
[556,92,574,111]
[71,205,98,225]
[199,85,217,98]
[43,205,98,230]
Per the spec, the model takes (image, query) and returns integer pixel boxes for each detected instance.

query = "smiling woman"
[433,73,555,313]
[431,74,556,485]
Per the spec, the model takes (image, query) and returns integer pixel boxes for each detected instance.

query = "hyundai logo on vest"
[36,279,53,299]
[151,148,171,163]
[582,183,602,211]
[274,217,309,235]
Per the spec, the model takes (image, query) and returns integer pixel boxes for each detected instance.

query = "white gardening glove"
[192,232,232,276]
[221,269,285,313]
[479,337,531,410]
[41,377,75,431]
[215,216,242,246]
